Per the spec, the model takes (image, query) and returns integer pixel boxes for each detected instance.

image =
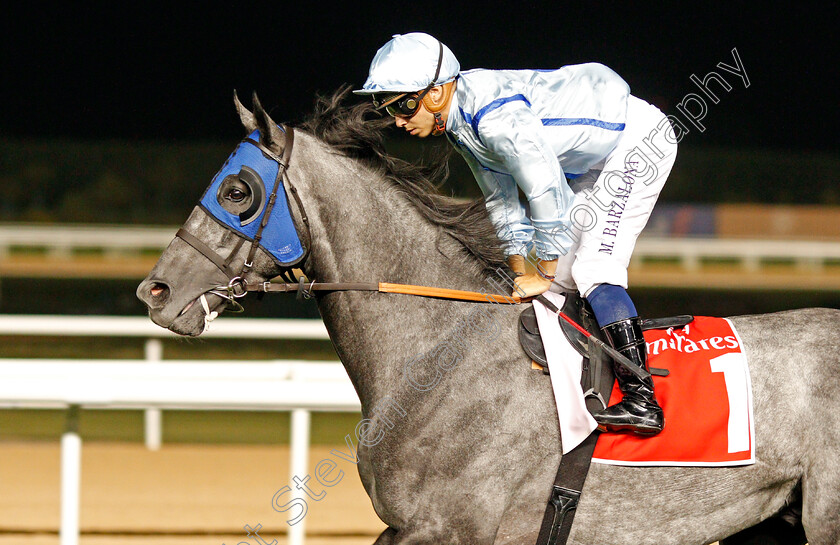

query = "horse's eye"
[226,188,247,203]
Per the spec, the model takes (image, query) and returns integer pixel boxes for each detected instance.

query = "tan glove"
[512,259,557,298]
[506,254,527,276]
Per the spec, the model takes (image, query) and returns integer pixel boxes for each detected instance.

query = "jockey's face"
[392,84,450,138]
[393,99,436,138]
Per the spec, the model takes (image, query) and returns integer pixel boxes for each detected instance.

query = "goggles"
[374,90,429,117]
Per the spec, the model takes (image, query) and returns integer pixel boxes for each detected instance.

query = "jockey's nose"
[394,116,408,128]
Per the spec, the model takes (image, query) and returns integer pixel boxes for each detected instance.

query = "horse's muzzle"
[137,277,218,336]
[137,279,170,310]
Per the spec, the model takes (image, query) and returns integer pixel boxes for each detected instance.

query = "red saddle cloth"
[592,316,755,467]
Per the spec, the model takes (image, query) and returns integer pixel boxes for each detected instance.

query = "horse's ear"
[251,92,285,150]
[234,90,258,133]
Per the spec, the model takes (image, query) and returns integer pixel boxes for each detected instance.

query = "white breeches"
[554,96,678,296]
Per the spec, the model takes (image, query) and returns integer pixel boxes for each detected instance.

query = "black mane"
[299,86,506,273]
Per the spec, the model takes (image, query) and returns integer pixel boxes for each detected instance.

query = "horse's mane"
[299,86,506,274]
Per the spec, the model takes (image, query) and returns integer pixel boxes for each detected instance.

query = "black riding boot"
[592,317,664,435]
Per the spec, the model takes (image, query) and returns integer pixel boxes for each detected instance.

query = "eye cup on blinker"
[216,166,266,226]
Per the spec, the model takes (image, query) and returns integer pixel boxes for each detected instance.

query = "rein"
[180,124,522,308]
[246,279,523,304]
[178,124,649,378]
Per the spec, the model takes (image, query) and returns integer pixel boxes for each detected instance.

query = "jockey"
[355,33,677,436]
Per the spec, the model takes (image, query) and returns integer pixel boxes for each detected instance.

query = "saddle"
[519,292,691,410]
[522,292,693,545]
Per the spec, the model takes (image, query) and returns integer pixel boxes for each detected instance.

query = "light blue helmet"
[355,33,460,95]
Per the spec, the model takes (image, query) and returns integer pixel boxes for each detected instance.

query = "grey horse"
[137,90,837,545]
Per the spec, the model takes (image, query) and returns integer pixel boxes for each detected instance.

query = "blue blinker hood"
[199,129,305,267]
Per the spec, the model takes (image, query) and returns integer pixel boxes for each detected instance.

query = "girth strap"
[535,326,615,545]
[536,432,600,545]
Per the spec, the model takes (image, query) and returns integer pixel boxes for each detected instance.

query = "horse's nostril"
[149,282,170,300]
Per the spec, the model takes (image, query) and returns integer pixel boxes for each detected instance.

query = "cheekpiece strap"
[240,126,298,273]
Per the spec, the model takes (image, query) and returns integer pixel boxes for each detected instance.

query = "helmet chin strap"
[423,80,456,136]
[432,112,446,135]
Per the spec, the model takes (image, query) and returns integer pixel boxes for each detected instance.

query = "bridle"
[175,125,312,313]
[176,123,524,320]
[171,124,651,379]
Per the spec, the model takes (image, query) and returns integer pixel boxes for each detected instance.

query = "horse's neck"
[310,183,483,288]
[302,150,499,411]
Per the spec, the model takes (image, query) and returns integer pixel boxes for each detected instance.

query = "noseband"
[176,125,312,311]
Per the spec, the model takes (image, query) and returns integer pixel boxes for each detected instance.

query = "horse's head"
[137,93,309,336]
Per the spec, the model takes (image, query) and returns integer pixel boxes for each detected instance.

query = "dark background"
[1,4,835,149]
[2,3,838,225]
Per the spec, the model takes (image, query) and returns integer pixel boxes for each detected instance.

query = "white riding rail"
[3,222,840,271]
[0,223,176,258]
[632,237,840,272]
[0,316,353,545]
